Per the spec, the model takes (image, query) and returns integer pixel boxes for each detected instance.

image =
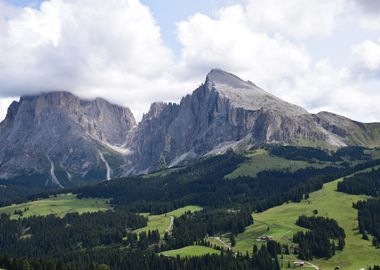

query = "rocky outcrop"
[0,91,136,187]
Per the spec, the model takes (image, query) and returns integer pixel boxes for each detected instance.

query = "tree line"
[337,167,380,196]
[0,210,146,258]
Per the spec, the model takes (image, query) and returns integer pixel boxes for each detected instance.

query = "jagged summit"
[0,91,136,187]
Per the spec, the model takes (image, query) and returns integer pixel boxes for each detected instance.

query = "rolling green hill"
[225,149,331,179]
[160,245,220,257]
[0,193,111,219]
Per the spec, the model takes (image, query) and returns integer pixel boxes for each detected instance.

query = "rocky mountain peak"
[143,102,169,120]
[0,91,136,187]
[204,69,308,116]
[206,69,252,88]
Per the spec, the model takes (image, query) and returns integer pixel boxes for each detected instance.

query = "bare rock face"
[129,69,380,173]
[0,91,136,187]
[1,69,380,184]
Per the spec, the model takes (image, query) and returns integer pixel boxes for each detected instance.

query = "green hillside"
[225,149,331,179]
[0,193,111,219]
[160,245,220,257]
[231,170,380,270]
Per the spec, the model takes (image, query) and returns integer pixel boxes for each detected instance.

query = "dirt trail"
[305,261,319,270]
[165,216,174,234]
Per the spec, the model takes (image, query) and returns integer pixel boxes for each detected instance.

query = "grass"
[166,205,203,218]
[0,193,111,219]
[134,205,203,236]
[142,167,180,179]
[225,149,329,179]
[233,169,380,270]
[160,245,220,257]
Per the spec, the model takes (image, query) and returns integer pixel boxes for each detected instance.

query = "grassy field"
[134,205,203,236]
[225,149,329,179]
[160,245,220,257]
[232,170,380,270]
[0,193,111,219]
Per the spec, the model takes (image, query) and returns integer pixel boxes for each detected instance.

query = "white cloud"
[0,0,195,120]
[177,5,311,85]
[350,0,380,30]
[244,0,345,38]
[175,0,380,122]
[0,0,380,123]
[350,39,380,77]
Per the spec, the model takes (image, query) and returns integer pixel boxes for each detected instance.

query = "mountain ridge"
[1,69,380,186]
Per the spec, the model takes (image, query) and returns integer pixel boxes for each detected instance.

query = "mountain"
[129,69,380,173]
[0,91,136,188]
[1,69,380,186]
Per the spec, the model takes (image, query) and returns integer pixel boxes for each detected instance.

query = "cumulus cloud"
[0,0,196,120]
[177,5,310,83]
[353,0,380,13]
[0,0,380,123]
[349,0,380,30]
[244,0,345,38]
[350,39,380,78]
[176,0,380,122]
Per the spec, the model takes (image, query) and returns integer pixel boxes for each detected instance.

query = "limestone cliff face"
[129,70,324,172]
[1,69,380,185]
[0,91,136,187]
[129,69,380,173]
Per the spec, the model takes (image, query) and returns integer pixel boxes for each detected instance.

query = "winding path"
[166,216,174,235]
[305,261,320,270]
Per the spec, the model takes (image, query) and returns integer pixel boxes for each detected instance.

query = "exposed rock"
[129,69,380,173]
[1,69,380,184]
[0,91,135,187]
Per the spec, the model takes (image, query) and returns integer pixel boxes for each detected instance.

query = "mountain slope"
[130,69,380,173]
[1,69,380,183]
[0,91,136,187]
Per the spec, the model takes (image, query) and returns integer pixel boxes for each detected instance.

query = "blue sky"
[1,0,380,123]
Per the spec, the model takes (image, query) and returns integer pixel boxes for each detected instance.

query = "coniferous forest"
[354,199,380,247]
[0,149,379,269]
[337,168,380,196]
